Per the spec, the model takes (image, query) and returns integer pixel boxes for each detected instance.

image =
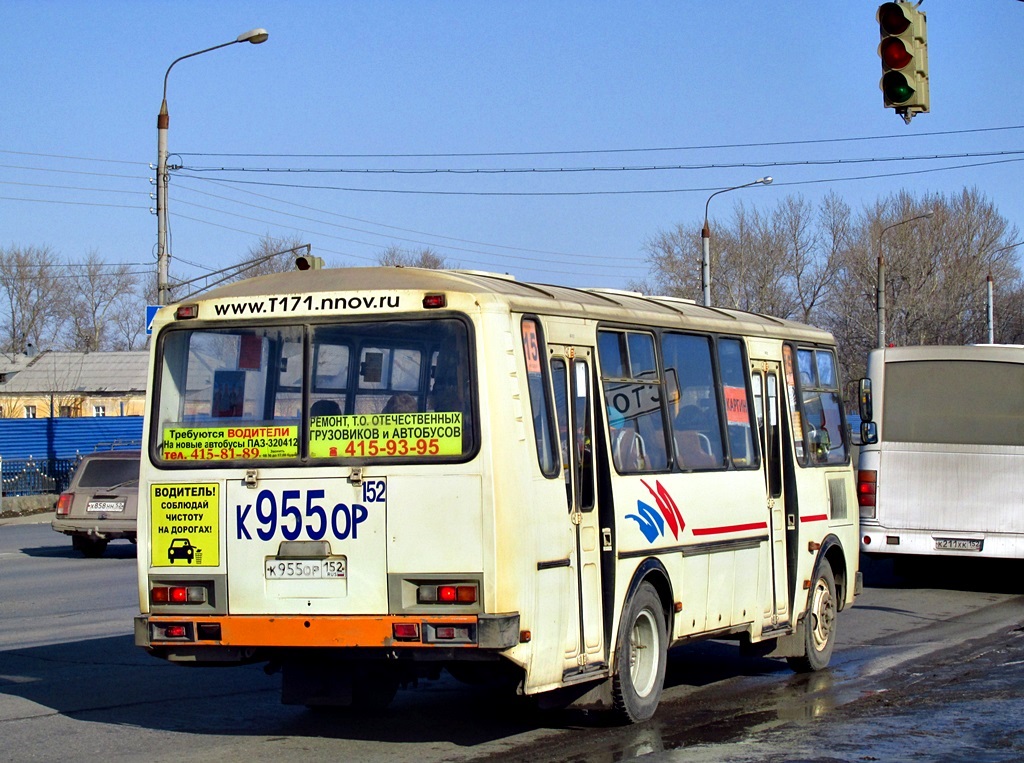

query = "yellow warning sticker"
[308,412,462,458]
[151,484,220,567]
[161,425,299,461]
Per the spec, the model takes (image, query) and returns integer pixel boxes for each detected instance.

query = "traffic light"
[877,2,929,123]
[295,254,324,270]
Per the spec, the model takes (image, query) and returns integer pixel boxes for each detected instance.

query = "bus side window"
[598,330,668,473]
[522,318,560,478]
[660,333,725,470]
[717,338,759,469]
[795,348,848,466]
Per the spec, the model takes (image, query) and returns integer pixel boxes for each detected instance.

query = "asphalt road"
[3,516,1023,763]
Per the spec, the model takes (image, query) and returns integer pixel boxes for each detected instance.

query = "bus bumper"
[135,612,520,659]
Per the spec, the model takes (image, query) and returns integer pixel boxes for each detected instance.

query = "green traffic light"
[882,71,915,104]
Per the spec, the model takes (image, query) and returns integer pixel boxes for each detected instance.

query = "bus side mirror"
[858,378,873,422]
[860,420,878,445]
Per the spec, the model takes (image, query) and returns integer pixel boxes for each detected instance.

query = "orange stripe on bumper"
[148,614,480,648]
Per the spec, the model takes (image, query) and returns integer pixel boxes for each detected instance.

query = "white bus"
[135,267,860,722]
[858,344,1024,561]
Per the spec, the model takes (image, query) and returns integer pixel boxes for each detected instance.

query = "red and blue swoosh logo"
[627,480,685,543]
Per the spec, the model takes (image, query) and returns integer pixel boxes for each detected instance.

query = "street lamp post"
[978,240,1022,344]
[156,28,269,306]
[876,210,933,348]
[701,177,773,307]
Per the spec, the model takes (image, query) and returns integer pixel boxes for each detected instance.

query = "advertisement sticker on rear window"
[151,484,220,567]
[308,412,462,458]
[162,425,299,461]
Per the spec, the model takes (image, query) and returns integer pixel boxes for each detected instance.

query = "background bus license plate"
[934,538,983,552]
[265,558,347,579]
[87,500,125,512]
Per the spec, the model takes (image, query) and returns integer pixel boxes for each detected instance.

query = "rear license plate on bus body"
[87,500,125,512]
[265,558,347,580]
[934,538,983,552]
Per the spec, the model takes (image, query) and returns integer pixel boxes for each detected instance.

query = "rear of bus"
[858,345,1024,560]
[134,270,520,706]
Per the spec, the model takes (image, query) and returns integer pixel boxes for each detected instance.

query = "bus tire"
[611,581,667,724]
[73,536,108,558]
[788,560,836,673]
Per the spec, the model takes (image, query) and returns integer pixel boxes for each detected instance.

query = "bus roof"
[873,344,1024,364]
[189,266,834,344]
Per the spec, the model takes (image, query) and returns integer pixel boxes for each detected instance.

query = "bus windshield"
[153,317,474,465]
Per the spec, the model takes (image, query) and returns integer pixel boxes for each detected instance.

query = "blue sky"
[2,1,1022,293]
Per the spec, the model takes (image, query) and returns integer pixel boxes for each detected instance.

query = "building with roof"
[0,350,148,418]
[0,352,32,384]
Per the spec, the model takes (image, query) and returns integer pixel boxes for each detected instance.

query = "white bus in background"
[135,266,860,723]
[858,344,1024,560]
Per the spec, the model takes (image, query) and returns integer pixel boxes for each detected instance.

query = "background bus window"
[522,318,560,478]
[795,347,847,466]
[597,330,668,472]
[883,360,1024,446]
[162,327,304,425]
[353,346,423,414]
[717,338,758,469]
[311,342,350,416]
[661,333,725,470]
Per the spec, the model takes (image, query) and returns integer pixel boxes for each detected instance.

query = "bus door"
[751,361,791,628]
[549,345,607,677]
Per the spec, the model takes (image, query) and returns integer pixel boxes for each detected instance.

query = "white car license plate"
[87,500,125,512]
[265,558,347,580]
[934,537,983,552]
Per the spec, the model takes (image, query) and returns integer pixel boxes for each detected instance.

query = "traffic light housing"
[877,2,929,123]
[295,254,324,270]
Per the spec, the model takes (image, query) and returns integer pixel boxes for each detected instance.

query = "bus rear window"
[153,319,474,465]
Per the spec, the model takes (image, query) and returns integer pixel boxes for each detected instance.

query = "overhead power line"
[176,149,1024,175]
[172,156,1024,197]
[172,124,1024,159]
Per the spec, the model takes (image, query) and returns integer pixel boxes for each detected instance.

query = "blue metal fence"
[0,417,143,495]
[1,455,83,496]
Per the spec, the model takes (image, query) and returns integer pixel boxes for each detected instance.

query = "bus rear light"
[424,624,473,643]
[175,304,199,320]
[151,585,207,605]
[152,622,193,640]
[56,493,73,515]
[417,584,477,604]
[392,623,421,641]
[422,293,447,309]
[857,469,877,513]
[863,535,872,546]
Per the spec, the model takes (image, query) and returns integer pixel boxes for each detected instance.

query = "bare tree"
[108,295,149,351]
[62,251,140,352]
[377,245,452,269]
[170,234,310,298]
[0,244,67,354]
[636,223,699,298]
[641,187,1022,388]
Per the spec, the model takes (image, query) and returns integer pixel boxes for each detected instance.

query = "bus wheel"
[788,560,836,673]
[611,582,667,724]
[73,536,108,558]
[352,664,400,710]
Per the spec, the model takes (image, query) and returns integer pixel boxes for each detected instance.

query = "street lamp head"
[237,28,269,44]
[757,176,773,186]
